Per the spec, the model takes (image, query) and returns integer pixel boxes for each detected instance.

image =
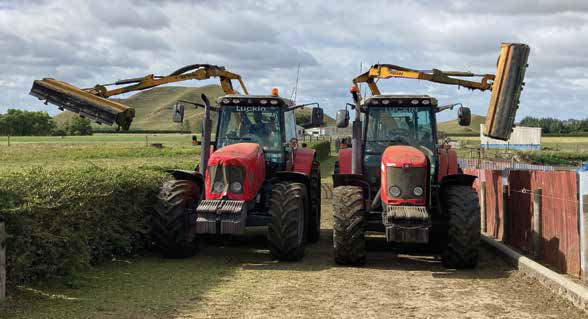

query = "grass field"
[0,134,201,172]
[454,136,588,153]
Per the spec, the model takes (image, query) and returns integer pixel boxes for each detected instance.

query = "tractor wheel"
[307,160,321,243]
[267,182,307,261]
[441,185,481,268]
[333,186,366,266]
[152,180,199,258]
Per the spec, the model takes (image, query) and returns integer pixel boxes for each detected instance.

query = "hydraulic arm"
[352,43,530,140]
[30,64,248,130]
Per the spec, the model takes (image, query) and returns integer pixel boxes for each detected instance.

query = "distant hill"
[54,85,334,131]
[437,114,486,135]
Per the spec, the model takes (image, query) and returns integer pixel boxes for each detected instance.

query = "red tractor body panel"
[292,148,316,176]
[437,148,459,182]
[337,148,353,174]
[381,145,428,168]
[205,143,266,201]
[380,145,428,206]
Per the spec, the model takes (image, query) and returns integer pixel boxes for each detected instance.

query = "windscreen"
[216,106,282,153]
[365,106,434,153]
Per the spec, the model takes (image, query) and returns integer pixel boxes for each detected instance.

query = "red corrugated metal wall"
[507,171,533,254]
[532,171,579,275]
[464,168,580,276]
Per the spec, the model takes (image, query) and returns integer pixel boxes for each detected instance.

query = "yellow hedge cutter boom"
[352,43,530,140]
[30,64,248,130]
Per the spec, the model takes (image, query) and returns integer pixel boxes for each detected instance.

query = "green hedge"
[310,140,330,161]
[0,167,165,285]
[527,152,588,166]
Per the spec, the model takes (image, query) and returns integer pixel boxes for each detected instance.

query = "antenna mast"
[291,63,301,103]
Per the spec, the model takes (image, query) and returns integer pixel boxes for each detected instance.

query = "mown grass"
[0,252,242,319]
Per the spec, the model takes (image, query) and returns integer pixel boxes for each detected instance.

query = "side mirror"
[311,107,324,126]
[173,101,185,123]
[336,109,349,128]
[458,107,471,126]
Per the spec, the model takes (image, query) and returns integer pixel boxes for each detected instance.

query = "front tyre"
[152,180,200,258]
[442,185,481,268]
[267,182,307,261]
[333,186,366,266]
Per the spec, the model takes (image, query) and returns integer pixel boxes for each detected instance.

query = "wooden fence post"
[0,221,6,300]
[583,194,588,283]
[577,170,588,282]
[532,189,542,259]
[501,169,510,242]
[480,181,487,233]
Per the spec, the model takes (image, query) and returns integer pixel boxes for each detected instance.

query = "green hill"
[54,85,334,131]
[437,114,485,135]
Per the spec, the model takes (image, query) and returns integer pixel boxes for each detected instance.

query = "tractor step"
[195,200,246,234]
[383,205,430,243]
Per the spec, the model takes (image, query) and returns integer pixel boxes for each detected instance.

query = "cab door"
[284,110,297,171]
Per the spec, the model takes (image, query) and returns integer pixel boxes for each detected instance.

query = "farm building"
[306,127,325,136]
[480,124,541,150]
[296,125,305,137]
[305,126,352,136]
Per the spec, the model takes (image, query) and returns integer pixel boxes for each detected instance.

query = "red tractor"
[155,90,324,260]
[29,64,324,261]
[332,43,529,268]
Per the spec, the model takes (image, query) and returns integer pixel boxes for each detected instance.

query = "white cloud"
[0,0,587,123]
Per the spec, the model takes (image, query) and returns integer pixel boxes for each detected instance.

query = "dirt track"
[175,205,585,319]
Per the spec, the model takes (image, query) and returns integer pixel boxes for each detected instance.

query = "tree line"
[519,116,588,134]
[0,109,92,136]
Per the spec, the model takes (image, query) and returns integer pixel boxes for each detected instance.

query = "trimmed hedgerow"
[309,140,331,161]
[0,166,165,284]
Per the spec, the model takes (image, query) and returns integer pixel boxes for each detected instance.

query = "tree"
[0,109,56,136]
[64,117,93,136]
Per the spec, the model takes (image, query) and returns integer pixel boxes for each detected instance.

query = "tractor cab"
[361,95,440,185]
[215,95,298,171]
[171,91,324,261]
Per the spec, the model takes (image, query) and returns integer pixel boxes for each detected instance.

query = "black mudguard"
[275,171,311,189]
[166,169,205,192]
[440,173,477,188]
[332,173,371,201]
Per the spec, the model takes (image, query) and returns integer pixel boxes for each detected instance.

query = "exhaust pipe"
[29,78,135,130]
[200,94,212,175]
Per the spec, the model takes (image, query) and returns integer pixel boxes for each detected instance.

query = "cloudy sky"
[1,0,587,122]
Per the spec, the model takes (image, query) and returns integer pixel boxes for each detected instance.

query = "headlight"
[213,181,225,193]
[389,186,401,197]
[413,186,424,196]
[230,181,242,193]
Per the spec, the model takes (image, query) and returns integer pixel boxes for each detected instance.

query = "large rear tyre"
[267,182,307,261]
[152,180,199,258]
[442,185,481,268]
[307,160,321,243]
[333,186,366,266]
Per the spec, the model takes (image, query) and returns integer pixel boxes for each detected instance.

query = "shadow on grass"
[0,251,244,319]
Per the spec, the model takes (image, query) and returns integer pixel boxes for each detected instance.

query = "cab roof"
[364,95,438,107]
[218,94,294,107]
